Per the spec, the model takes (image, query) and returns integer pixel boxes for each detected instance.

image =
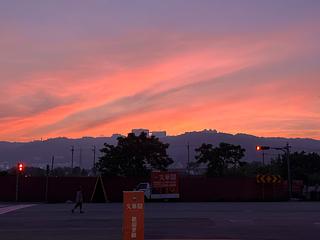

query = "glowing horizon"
[0,1,319,142]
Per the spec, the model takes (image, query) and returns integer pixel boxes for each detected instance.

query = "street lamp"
[256,143,292,199]
[256,146,270,151]
[256,146,270,165]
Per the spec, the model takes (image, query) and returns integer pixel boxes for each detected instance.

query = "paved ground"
[1,202,320,239]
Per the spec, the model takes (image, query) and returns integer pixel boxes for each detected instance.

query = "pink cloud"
[0,24,319,141]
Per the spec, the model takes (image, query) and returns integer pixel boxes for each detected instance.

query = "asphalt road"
[1,202,320,240]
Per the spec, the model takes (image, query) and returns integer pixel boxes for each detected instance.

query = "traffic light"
[17,163,24,173]
[256,146,270,151]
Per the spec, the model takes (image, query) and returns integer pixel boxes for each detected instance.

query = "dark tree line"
[269,151,320,184]
[2,134,319,183]
[4,166,89,177]
[96,136,248,178]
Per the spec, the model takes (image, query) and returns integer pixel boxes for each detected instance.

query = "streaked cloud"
[0,0,319,141]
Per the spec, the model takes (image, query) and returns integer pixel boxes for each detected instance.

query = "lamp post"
[71,145,74,169]
[92,145,96,176]
[273,143,292,199]
[187,142,190,174]
[256,143,292,199]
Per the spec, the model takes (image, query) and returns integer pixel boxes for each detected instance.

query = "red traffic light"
[17,163,24,172]
[256,146,270,151]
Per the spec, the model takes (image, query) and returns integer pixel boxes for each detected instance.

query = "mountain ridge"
[0,130,319,169]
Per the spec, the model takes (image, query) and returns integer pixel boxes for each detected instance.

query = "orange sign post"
[123,191,144,240]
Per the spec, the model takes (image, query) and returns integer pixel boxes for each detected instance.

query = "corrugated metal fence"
[0,176,288,202]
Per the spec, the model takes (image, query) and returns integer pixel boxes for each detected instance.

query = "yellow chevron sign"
[256,174,281,184]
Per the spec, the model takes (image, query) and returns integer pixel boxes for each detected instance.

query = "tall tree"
[194,142,246,177]
[194,143,224,176]
[217,142,246,168]
[96,133,173,177]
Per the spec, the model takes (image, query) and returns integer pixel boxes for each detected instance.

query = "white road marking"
[0,204,36,215]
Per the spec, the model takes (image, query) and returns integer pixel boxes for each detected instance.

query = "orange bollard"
[123,191,144,240]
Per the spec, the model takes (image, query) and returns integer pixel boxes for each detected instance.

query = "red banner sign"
[151,172,179,194]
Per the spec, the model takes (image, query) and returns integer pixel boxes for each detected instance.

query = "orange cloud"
[0,26,319,141]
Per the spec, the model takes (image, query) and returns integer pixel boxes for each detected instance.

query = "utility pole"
[187,142,190,174]
[92,145,96,175]
[285,143,292,199]
[51,155,55,176]
[15,166,19,202]
[262,150,265,165]
[256,143,292,200]
[45,164,50,202]
[71,146,74,169]
[79,147,82,175]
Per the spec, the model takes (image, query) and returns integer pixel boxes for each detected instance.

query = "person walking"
[72,186,84,213]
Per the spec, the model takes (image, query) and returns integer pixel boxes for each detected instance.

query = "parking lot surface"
[1,202,320,239]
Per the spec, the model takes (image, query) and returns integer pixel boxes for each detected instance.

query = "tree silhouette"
[217,142,246,168]
[195,143,224,176]
[96,132,173,177]
[194,142,246,176]
[270,151,320,184]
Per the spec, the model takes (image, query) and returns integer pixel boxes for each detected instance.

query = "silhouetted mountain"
[0,130,319,169]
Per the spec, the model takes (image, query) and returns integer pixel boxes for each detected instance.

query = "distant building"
[131,129,150,136]
[150,131,167,138]
[0,162,10,170]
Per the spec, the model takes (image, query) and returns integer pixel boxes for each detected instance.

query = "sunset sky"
[0,0,319,141]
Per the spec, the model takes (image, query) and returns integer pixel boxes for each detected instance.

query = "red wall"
[0,176,288,202]
[102,176,147,202]
[179,176,287,201]
[0,176,16,201]
[47,177,97,203]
